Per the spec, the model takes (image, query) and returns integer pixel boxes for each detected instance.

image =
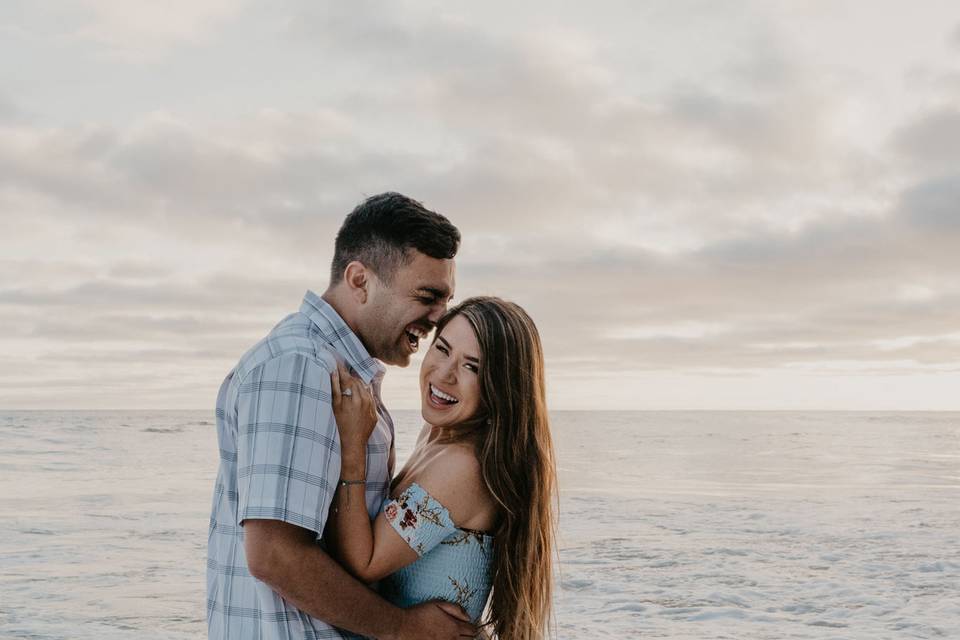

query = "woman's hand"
[331,363,378,471]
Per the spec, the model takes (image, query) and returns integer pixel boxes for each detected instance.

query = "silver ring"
[342,388,353,397]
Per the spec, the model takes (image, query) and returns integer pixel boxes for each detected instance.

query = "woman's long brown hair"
[434,296,557,639]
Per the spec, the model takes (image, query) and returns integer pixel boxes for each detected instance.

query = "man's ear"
[343,261,369,304]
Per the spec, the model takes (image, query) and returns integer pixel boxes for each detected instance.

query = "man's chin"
[380,350,411,367]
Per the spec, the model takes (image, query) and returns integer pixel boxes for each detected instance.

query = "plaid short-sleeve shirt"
[207,291,393,640]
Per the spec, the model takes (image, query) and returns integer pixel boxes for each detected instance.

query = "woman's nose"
[439,360,457,383]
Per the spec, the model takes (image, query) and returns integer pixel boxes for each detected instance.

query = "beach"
[1,410,957,638]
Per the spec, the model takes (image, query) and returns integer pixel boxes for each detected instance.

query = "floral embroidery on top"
[400,507,418,529]
[441,529,489,553]
[384,502,399,522]
[385,484,459,557]
[416,503,446,528]
[448,577,477,610]
[386,489,422,532]
[379,482,495,623]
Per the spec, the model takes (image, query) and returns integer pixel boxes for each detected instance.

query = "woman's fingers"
[336,363,358,401]
[332,361,376,426]
[358,381,372,402]
[360,384,375,417]
[330,367,342,409]
[336,362,349,389]
[434,601,471,623]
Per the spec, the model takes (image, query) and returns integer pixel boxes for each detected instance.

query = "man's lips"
[403,324,433,353]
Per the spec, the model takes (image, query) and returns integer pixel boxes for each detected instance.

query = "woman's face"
[419,314,483,428]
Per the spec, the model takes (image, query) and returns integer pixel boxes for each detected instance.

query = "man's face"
[358,250,456,366]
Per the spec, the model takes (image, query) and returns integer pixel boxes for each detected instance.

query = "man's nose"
[426,300,447,325]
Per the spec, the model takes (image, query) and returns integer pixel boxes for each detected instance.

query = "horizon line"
[3,407,959,413]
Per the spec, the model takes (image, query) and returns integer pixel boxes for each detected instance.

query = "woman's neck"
[428,422,454,443]
[427,421,482,447]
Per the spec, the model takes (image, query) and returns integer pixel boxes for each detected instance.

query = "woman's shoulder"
[410,443,497,532]
[416,443,484,500]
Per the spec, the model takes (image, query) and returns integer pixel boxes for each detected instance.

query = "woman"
[325,296,556,639]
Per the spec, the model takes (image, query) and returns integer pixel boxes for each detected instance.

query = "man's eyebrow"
[416,287,453,300]
[437,336,479,363]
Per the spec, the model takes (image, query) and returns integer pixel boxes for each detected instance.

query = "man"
[207,193,474,639]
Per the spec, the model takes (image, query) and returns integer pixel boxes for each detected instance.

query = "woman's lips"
[427,383,459,409]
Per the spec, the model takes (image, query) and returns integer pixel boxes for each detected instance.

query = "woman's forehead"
[439,315,479,349]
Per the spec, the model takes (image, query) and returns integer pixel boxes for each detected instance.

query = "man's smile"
[404,324,430,352]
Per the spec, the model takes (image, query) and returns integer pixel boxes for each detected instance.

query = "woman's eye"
[436,344,448,355]
[465,364,478,373]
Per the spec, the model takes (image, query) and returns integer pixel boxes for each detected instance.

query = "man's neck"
[321,287,370,352]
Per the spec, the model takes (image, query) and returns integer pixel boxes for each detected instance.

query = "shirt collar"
[300,290,385,385]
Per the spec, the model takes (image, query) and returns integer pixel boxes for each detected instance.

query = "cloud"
[28,313,266,343]
[0,93,28,124]
[0,111,403,254]
[0,4,876,247]
[893,107,960,174]
[72,0,244,60]
[3,1,960,408]
[0,271,306,312]
[897,175,960,231]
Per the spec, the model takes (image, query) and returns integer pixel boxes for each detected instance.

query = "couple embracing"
[207,193,556,640]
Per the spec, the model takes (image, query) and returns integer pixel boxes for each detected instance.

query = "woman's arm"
[326,365,419,582]
[327,366,495,583]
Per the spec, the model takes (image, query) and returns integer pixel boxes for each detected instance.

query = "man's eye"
[418,296,438,305]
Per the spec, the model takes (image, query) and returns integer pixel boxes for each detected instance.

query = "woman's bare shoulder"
[413,443,496,531]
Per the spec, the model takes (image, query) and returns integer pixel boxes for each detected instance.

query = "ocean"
[1,411,957,639]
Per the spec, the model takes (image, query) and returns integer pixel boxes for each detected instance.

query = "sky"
[2,1,959,410]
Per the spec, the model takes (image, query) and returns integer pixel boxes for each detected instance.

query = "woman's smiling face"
[419,314,483,428]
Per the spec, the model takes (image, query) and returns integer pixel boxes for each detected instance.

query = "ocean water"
[1,410,957,639]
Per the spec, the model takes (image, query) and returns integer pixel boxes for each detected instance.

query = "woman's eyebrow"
[438,336,480,363]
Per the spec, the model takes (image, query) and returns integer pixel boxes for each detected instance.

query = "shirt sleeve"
[383,483,458,557]
[235,352,339,537]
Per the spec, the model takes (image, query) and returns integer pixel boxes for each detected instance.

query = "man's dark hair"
[330,192,461,284]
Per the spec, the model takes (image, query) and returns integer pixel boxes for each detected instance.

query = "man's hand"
[390,601,476,640]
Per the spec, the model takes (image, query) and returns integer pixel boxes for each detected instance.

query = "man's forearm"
[247,521,401,639]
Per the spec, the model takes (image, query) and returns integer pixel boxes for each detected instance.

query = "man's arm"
[245,519,475,640]
[235,355,474,640]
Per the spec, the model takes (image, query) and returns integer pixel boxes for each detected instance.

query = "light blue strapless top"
[378,483,494,622]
